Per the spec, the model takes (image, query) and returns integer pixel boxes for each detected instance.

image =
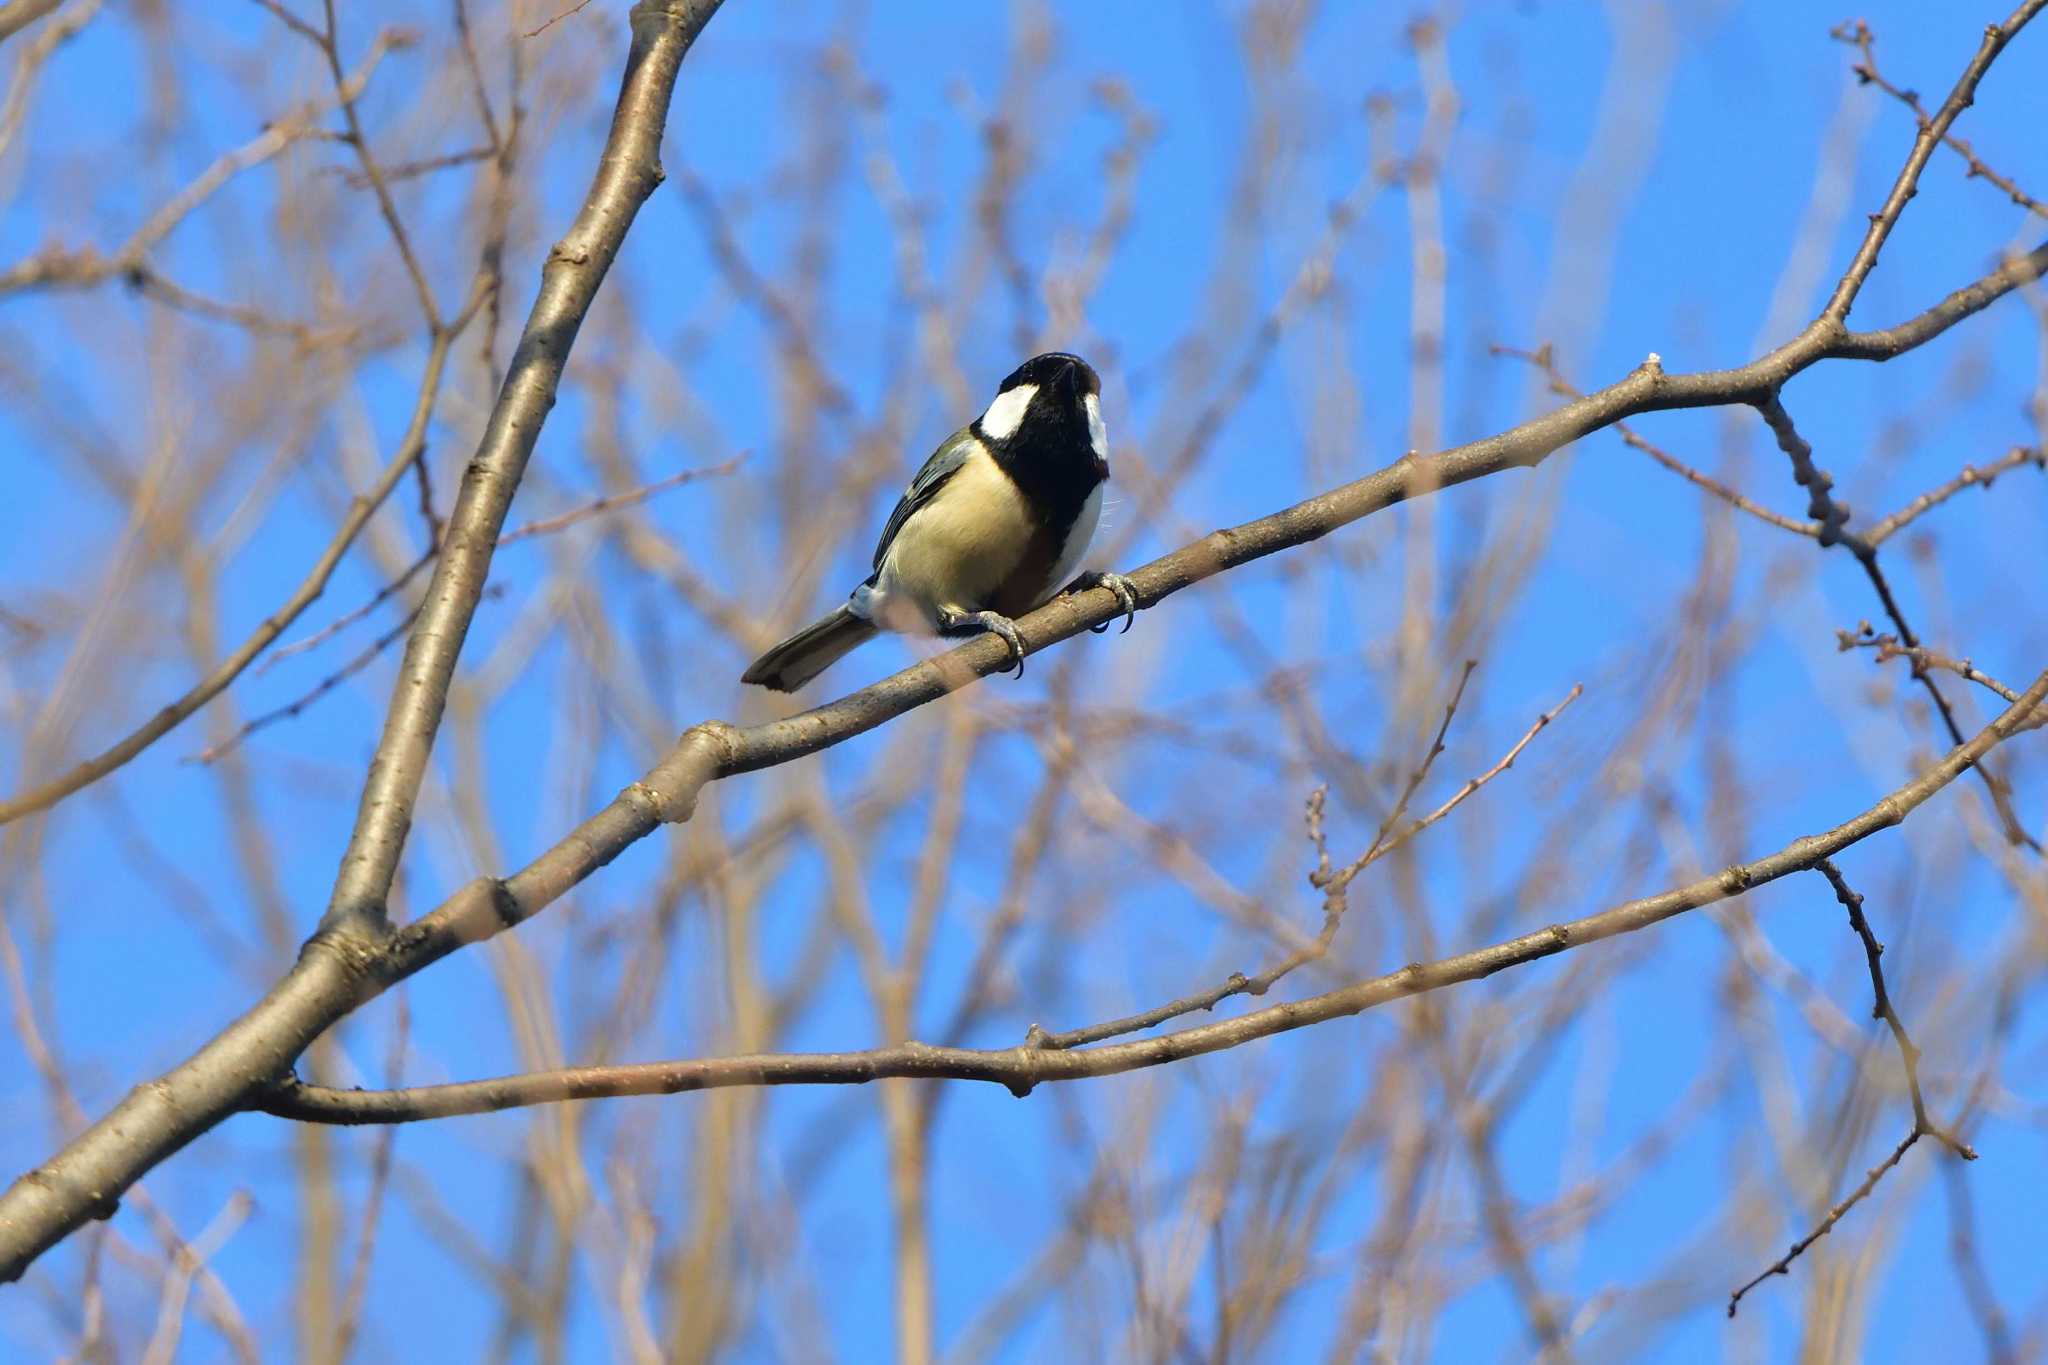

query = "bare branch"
[258,457,744,677]
[1726,1128,1922,1317]
[0,0,64,45]
[0,0,728,1281]
[1834,17,2048,220]
[1840,626,2035,709]
[1821,860,1974,1157]
[318,0,727,937]
[0,29,410,294]
[1495,344,1821,538]
[1727,861,1978,1315]
[1759,394,2037,848]
[1818,0,2047,323]
[257,668,2046,1125]
[1863,445,2045,547]
[0,305,477,827]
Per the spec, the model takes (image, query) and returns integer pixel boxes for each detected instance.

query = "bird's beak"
[1055,359,1086,401]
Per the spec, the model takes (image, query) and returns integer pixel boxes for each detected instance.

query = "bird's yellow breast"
[873,446,1036,624]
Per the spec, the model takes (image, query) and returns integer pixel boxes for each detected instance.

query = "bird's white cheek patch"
[1085,393,1108,460]
[979,383,1036,441]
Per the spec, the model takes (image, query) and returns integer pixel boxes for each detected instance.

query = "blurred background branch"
[1,2,2045,1361]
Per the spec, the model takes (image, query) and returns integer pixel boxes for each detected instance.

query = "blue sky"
[3,0,2047,1359]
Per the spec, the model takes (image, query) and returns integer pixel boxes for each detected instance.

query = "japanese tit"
[741,351,1137,692]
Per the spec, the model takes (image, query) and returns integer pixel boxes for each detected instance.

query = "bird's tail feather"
[741,605,877,692]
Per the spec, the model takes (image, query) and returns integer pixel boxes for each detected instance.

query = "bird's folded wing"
[870,428,975,572]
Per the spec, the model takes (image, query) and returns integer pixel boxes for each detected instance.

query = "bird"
[742,351,1138,692]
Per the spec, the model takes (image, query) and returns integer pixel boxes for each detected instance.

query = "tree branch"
[0,0,726,1284]
[1819,0,2047,323]
[257,666,2048,1126]
[318,0,723,937]
[0,298,478,827]
[1726,861,1977,1315]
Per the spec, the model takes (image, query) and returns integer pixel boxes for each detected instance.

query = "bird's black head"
[973,352,1107,479]
[998,352,1099,400]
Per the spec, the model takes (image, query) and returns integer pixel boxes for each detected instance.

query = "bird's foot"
[940,609,1027,678]
[1067,570,1138,634]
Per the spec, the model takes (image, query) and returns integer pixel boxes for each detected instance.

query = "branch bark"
[0,0,725,1284]
[319,0,719,935]
[259,666,2048,1124]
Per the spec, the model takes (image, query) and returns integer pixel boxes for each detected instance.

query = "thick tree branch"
[318,0,721,936]
[0,0,63,45]
[0,0,725,1284]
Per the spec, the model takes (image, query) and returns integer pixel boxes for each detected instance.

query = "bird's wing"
[870,427,977,573]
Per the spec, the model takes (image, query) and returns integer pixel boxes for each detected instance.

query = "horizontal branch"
[260,666,2048,1124]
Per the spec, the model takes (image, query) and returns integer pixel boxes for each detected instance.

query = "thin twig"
[1494,344,1821,539]
[0,281,485,826]
[1863,445,2045,547]
[524,0,596,40]
[192,609,422,765]
[1833,18,2048,220]
[1839,626,2029,706]
[0,29,409,294]
[1819,860,1974,1158]
[1759,393,2038,850]
[497,455,746,545]
[1018,676,1579,1051]
[1727,1128,1922,1316]
[259,553,436,676]
[260,457,742,676]
[252,666,2048,1127]
[1727,860,1976,1315]
[319,0,439,327]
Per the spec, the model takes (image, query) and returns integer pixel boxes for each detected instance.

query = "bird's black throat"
[988,404,1105,533]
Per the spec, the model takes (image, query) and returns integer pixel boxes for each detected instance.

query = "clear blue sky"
[3,1,2046,1359]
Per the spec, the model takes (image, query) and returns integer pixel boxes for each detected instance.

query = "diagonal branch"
[0,29,409,294]
[1819,0,2047,323]
[0,301,478,827]
[258,667,2048,1126]
[1757,394,2037,848]
[1834,17,2048,221]
[0,0,63,44]
[0,0,727,1284]
[318,0,724,937]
